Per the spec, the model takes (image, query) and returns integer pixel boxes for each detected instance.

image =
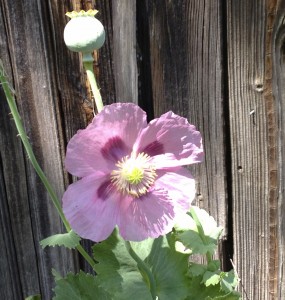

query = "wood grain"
[0,0,82,298]
[227,0,271,298]
[112,0,138,103]
[0,90,27,299]
[265,0,279,298]
[139,0,229,257]
[1,0,285,298]
[272,0,285,297]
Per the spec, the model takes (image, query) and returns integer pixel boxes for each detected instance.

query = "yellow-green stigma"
[122,166,144,185]
[111,153,157,197]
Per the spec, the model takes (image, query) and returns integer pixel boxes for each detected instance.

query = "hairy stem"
[0,61,96,270]
[0,64,70,231]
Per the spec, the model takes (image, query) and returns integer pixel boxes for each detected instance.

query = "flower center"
[111,153,157,197]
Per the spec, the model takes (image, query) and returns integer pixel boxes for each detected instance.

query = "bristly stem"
[0,62,70,231]
[0,61,96,270]
[124,241,157,299]
[82,53,104,113]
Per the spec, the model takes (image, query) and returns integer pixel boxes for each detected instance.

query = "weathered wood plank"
[0,0,83,298]
[0,6,33,299]
[264,1,279,298]
[271,0,285,297]
[1,0,284,298]
[139,0,229,259]
[112,0,138,103]
[227,0,271,298]
[0,121,24,299]
[95,0,116,106]
[49,0,89,139]
[0,5,41,299]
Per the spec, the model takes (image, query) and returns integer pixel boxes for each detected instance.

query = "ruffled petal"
[62,173,121,242]
[118,189,175,241]
[155,167,196,212]
[134,111,203,169]
[65,103,147,177]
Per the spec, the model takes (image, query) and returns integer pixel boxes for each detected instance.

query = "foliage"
[40,230,81,249]
[52,270,110,300]
[25,295,41,300]
[52,207,241,299]
[92,228,191,300]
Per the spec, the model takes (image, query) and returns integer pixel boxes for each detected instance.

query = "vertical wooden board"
[272,0,285,297]
[0,4,41,298]
[112,0,138,103]
[140,0,228,242]
[54,0,116,123]
[48,0,87,142]
[95,0,116,106]
[0,133,24,299]
[185,0,228,236]
[0,0,80,298]
[0,91,40,298]
[227,0,270,298]
[0,190,21,299]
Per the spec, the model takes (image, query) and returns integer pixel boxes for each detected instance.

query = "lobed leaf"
[52,271,110,300]
[220,270,239,293]
[40,230,81,249]
[188,263,208,277]
[175,207,223,255]
[186,276,241,300]
[202,271,221,287]
[92,228,191,300]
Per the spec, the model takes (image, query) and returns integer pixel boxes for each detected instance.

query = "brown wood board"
[0,0,284,298]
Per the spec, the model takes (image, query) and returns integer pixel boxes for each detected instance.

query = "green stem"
[0,61,96,270]
[189,207,212,264]
[0,65,70,231]
[77,244,96,271]
[82,53,104,113]
[124,241,157,300]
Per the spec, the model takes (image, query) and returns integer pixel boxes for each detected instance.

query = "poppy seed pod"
[64,10,105,53]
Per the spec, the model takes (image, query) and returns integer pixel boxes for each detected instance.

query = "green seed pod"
[64,10,105,53]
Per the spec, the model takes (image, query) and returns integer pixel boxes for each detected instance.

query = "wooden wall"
[0,0,284,299]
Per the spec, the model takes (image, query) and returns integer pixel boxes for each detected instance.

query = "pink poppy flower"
[62,103,203,242]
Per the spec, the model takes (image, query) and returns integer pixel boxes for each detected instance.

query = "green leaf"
[52,270,110,300]
[208,291,241,300]
[186,276,241,300]
[25,295,41,300]
[188,262,208,277]
[52,269,63,281]
[188,260,220,279]
[202,271,221,286]
[92,228,191,300]
[92,229,151,300]
[208,260,220,272]
[40,230,81,249]
[191,207,223,240]
[200,269,239,293]
[220,270,239,293]
[178,229,216,254]
[175,207,223,255]
[174,211,197,231]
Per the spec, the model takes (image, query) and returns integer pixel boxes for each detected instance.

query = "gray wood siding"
[0,0,284,299]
